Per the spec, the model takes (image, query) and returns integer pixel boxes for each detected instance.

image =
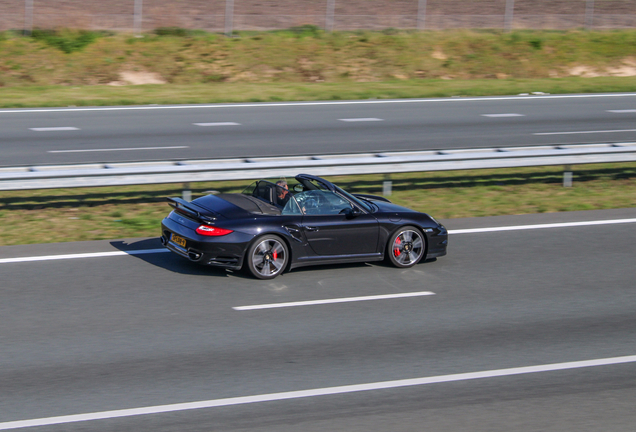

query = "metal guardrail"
[1,143,636,192]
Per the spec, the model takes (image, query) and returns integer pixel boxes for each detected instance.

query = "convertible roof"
[217,193,281,215]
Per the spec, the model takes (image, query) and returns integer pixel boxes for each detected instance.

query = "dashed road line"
[607,109,636,113]
[29,127,79,132]
[338,118,384,122]
[193,122,241,126]
[2,354,635,430]
[48,146,189,153]
[481,113,525,117]
[534,129,636,135]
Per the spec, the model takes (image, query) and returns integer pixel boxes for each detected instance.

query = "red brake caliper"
[273,250,278,260]
[394,236,401,256]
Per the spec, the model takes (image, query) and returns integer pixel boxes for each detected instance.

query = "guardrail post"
[563,165,573,187]
[504,0,514,32]
[24,0,34,36]
[225,0,234,37]
[417,0,427,30]
[585,0,595,29]
[326,0,336,32]
[383,174,392,196]
[133,0,143,36]
[182,183,192,201]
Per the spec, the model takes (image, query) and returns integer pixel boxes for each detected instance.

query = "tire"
[386,226,426,268]
[245,235,289,280]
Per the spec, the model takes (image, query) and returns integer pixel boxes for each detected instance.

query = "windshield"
[335,186,373,212]
[242,177,373,215]
[293,176,373,213]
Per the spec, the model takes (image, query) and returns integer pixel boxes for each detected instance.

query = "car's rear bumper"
[160,218,252,271]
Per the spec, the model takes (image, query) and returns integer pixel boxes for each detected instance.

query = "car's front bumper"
[425,224,448,259]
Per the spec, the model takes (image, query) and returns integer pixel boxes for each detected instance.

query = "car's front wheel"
[246,235,289,279]
[387,226,425,268]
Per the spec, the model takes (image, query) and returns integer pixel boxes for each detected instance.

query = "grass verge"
[1,163,634,246]
[1,28,636,107]
[1,77,636,108]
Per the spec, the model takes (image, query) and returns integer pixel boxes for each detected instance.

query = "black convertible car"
[160,174,447,279]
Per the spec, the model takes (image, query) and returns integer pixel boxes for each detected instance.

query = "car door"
[299,190,379,256]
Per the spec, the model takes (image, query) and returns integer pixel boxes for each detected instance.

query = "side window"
[281,197,302,215]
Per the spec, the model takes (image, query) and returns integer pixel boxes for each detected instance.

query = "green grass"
[1,164,634,246]
[30,29,105,54]
[1,29,636,106]
[1,77,635,108]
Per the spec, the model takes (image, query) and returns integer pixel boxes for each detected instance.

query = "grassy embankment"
[1,27,636,106]
[1,28,635,245]
[1,165,635,246]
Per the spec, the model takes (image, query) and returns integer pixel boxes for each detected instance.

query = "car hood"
[373,200,417,214]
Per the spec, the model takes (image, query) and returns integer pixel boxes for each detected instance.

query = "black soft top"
[216,193,281,215]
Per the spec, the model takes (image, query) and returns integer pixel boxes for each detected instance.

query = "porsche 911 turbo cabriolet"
[160,174,447,279]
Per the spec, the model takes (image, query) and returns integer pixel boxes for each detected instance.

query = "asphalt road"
[1,208,635,431]
[2,93,636,166]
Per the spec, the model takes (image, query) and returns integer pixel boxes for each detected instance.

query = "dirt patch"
[108,71,167,86]
[568,65,601,78]
[431,49,448,60]
[607,58,636,77]
[568,58,636,78]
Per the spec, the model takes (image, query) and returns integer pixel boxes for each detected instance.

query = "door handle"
[305,226,319,232]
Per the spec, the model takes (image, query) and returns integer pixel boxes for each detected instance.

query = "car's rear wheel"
[246,235,288,279]
[387,226,425,268]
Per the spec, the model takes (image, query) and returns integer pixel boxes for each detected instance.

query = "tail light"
[196,225,233,236]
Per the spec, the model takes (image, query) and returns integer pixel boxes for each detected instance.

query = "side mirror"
[293,184,304,193]
[340,207,362,219]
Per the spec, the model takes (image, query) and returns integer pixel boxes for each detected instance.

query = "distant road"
[1,93,636,166]
[1,209,636,431]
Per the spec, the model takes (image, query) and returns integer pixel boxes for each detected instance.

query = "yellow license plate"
[171,234,186,248]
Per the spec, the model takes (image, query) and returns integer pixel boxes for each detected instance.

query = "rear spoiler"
[167,197,217,223]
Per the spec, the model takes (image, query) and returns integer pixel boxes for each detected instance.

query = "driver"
[275,180,291,208]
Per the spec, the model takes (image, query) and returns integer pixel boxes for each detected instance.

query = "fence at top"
[1,0,636,34]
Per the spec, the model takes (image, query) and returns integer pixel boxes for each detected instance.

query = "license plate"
[171,234,186,248]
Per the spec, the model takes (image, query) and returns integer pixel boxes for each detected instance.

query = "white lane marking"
[448,218,636,235]
[29,127,79,131]
[607,109,636,113]
[233,291,435,311]
[48,146,188,153]
[481,113,525,117]
[0,249,170,264]
[193,122,241,126]
[338,118,384,122]
[2,354,635,430]
[1,218,635,265]
[4,93,636,114]
[534,129,636,135]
